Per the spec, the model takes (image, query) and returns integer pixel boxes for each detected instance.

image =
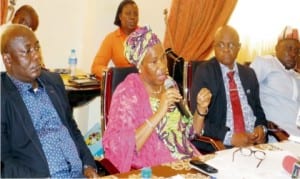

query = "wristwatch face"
[262,125,267,135]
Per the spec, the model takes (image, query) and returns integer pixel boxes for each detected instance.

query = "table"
[102,141,300,179]
[59,71,101,108]
[104,157,211,179]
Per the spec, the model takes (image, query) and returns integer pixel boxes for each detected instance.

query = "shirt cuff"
[223,130,233,146]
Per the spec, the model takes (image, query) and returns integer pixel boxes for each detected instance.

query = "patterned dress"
[149,97,198,160]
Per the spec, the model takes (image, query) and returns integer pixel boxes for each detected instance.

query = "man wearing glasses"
[250,26,300,140]
[190,25,268,153]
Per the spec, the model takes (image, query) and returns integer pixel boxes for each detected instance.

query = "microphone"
[282,155,300,178]
[164,78,191,118]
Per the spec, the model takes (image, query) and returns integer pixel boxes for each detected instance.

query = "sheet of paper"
[205,147,293,179]
[273,140,300,157]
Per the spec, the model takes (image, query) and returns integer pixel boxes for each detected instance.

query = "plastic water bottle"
[141,167,152,179]
[68,49,77,77]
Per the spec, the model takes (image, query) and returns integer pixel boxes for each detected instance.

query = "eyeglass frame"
[232,147,266,168]
[214,42,241,51]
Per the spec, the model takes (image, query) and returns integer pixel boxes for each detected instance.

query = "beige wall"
[17,0,172,71]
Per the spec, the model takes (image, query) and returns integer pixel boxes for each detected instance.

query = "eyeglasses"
[17,42,40,57]
[214,42,240,51]
[232,147,266,168]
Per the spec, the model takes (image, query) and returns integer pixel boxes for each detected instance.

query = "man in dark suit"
[1,24,98,178]
[190,25,267,153]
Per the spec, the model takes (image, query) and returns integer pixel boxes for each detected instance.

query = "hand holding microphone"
[163,78,191,118]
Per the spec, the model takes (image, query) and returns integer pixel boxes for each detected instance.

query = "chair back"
[165,48,203,105]
[185,60,205,108]
[165,48,185,95]
[99,66,138,175]
[267,120,289,141]
[101,66,138,133]
[184,60,227,154]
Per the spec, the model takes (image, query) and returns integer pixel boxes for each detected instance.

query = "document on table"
[205,147,294,179]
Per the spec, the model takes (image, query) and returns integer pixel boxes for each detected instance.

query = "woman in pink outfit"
[102,26,212,173]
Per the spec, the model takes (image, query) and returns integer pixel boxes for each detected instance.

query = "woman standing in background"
[91,0,139,79]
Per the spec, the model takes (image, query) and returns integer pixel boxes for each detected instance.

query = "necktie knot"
[227,71,235,80]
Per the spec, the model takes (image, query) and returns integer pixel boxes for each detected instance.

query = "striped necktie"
[227,71,245,133]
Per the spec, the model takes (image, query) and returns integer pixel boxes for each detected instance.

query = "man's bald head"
[214,25,240,43]
[1,24,36,55]
[213,25,241,69]
[1,24,42,83]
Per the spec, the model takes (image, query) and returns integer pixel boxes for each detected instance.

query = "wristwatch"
[261,125,268,136]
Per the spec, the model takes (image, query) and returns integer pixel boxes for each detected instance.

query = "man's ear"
[2,53,12,67]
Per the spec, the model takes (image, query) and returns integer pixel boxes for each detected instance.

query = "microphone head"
[282,155,298,174]
[164,77,176,89]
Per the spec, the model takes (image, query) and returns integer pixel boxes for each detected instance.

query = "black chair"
[98,66,138,175]
[101,66,138,133]
[165,48,185,96]
[267,120,289,141]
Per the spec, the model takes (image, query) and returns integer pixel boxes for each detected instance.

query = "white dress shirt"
[251,55,300,137]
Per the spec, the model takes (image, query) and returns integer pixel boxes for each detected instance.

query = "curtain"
[1,0,8,25]
[164,0,237,61]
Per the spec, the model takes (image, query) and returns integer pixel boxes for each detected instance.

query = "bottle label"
[69,57,77,65]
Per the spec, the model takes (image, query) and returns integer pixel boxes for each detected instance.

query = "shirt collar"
[8,75,44,93]
[275,56,298,73]
[218,61,239,79]
[117,26,139,38]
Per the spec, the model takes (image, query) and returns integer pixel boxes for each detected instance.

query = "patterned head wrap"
[124,25,161,68]
[278,26,299,42]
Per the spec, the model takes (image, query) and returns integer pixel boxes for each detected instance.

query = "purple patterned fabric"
[124,25,161,67]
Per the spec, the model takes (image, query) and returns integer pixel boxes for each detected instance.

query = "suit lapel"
[5,79,47,162]
[237,65,251,97]
[211,58,226,100]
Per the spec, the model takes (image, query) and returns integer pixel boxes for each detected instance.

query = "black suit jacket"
[1,70,96,178]
[191,58,267,142]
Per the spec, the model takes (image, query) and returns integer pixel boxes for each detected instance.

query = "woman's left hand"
[196,88,212,114]
[84,166,99,178]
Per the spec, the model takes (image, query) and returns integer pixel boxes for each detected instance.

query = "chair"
[100,66,138,133]
[183,60,226,154]
[98,66,138,175]
[185,60,290,153]
[267,120,289,141]
[165,49,224,153]
[165,48,185,97]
